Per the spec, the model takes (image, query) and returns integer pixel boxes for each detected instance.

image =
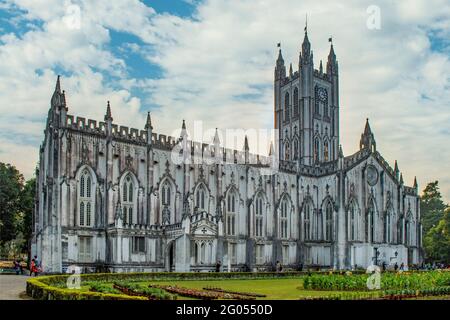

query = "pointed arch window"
[255,195,264,237]
[384,207,392,243]
[78,169,94,227]
[284,141,290,161]
[397,215,404,244]
[314,138,320,163]
[293,138,299,160]
[325,202,333,241]
[366,201,375,242]
[122,174,134,225]
[303,201,312,241]
[161,181,171,206]
[314,207,323,240]
[324,140,329,162]
[349,200,358,241]
[284,92,290,121]
[293,87,299,117]
[196,185,206,211]
[280,198,289,239]
[226,193,237,236]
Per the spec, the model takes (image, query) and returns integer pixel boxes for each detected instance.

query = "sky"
[0,0,449,202]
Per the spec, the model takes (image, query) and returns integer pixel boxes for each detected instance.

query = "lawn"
[28,271,450,300]
[140,278,346,300]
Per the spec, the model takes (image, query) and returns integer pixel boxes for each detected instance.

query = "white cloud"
[0,0,449,201]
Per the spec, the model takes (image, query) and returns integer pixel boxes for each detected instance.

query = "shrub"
[26,277,146,300]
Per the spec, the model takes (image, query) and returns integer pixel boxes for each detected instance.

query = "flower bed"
[89,282,121,295]
[303,270,450,291]
[113,281,176,300]
[150,284,255,300]
[203,286,266,298]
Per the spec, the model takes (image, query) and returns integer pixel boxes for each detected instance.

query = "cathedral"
[32,28,423,273]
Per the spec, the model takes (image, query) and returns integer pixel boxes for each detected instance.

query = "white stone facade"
[32,31,422,273]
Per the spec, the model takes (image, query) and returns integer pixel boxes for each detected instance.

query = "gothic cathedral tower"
[274,26,339,167]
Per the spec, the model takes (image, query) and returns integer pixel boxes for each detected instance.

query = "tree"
[420,181,450,263]
[20,176,36,255]
[420,181,448,234]
[0,163,24,243]
[424,207,450,263]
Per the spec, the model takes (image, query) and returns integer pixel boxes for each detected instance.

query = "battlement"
[344,148,371,169]
[190,210,219,224]
[313,69,331,81]
[66,115,107,134]
[64,113,272,166]
[404,186,417,196]
[279,159,339,176]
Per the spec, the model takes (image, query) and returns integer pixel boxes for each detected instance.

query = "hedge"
[26,277,146,300]
[37,270,368,286]
[27,271,314,300]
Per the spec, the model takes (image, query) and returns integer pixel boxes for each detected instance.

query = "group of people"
[12,255,41,276]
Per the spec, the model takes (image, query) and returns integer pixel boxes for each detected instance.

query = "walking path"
[0,275,31,300]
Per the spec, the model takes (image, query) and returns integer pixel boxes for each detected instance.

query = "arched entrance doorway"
[166,241,175,272]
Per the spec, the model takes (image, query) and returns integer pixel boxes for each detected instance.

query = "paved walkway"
[0,275,32,300]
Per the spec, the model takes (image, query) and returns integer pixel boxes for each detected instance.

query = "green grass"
[31,272,450,300]
[139,278,348,300]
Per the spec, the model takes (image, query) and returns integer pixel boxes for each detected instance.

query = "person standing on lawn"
[215,260,222,272]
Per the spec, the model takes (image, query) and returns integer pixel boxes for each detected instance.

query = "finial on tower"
[400,173,404,185]
[55,75,61,93]
[413,176,418,189]
[105,101,113,122]
[305,13,308,34]
[213,128,220,145]
[145,112,153,130]
[180,119,187,138]
[269,141,274,156]
[360,118,376,151]
[244,135,249,151]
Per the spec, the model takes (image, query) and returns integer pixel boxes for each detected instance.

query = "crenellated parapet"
[344,148,371,169]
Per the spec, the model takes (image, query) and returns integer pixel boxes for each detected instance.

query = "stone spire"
[180,119,187,138]
[275,47,286,80]
[413,176,418,190]
[319,60,323,74]
[268,141,274,156]
[302,24,311,56]
[338,144,344,158]
[394,160,399,178]
[289,63,293,77]
[145,112,153,130]
[104,101,113,122]
[360,118,376,152]
[51,75,65,109]
[244,135,249,164]
[400,173,404,185]
[328,42,336,64]
[244,135,249,151]
[55,75,61,93]
[145,112,153,146]
[213,128,220,145]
